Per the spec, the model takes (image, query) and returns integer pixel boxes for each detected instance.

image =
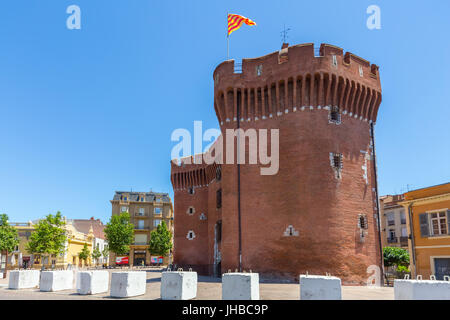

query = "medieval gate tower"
[171,43,383,284]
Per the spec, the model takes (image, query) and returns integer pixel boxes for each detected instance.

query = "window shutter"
[419,213,429,237]
[447,210,450,235]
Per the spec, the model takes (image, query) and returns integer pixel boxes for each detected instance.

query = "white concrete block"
[161,271,197,300]
[222,273,259,300]
[110,272,146,298]
[77,271,109,295]
[300,275,342,300]
[394,279,450,300]
[8,270,40,289]
[40,270,74,292]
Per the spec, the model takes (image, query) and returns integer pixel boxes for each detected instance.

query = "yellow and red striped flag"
[227,13,256,36]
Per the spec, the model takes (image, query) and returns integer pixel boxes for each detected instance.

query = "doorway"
[433,257,450,280]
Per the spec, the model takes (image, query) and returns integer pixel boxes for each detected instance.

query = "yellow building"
[8,219,94,269]
[400,182,450,279]
[65,222,94,268]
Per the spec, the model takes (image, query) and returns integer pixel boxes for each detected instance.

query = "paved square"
[0,268,394,300]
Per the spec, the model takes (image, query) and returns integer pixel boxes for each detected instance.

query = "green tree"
[26,212,67,268]
[383,247,410,268]
[91,246,101,266]
[0,214,19,254]
[102,244,109,265]
[79,243,90,265]
[149,221,172,256]
[104,212,134,256]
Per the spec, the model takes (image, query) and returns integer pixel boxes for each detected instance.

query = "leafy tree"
[0,214,19,253]
[102,244,109,264]
[104,212,134,256]
[79,243,90,265]
[26,212,67,267]
[383,247,410,268]
[91,246,101,265]
[149,221,172,256]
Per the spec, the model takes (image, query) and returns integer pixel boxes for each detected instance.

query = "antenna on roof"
[280,24,291,44]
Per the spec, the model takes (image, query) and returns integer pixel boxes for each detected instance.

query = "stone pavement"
[0,268,394,300]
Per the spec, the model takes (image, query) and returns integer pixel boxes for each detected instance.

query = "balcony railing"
[401,219,407,224]
[399,236,409,244]
[135,212,148,217]
[387,237,398,243]
[387,220,395,226]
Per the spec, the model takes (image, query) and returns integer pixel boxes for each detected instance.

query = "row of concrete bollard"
[7,269,342,299]
[8,269,450,300]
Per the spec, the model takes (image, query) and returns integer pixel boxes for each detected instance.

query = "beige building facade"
[380,194,409,249]
[110,191,173,266]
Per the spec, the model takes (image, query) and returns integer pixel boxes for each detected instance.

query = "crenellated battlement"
[213,43,379,84]
[213,43,382,126]
[170,155,220,190]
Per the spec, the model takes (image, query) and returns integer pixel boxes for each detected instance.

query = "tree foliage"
[104,212,134,255]
[149,221,172,256]
[91,246,101,264]
[79,243,90,263]
[383,247,410,268]
[26,212,67,257]
[102,244,109,261]
[0,214,19,253]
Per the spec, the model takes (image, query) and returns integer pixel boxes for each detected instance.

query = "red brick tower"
[171,43,383,284]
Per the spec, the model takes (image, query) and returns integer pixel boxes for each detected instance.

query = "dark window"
[216,167,222,182]
[188,187,194,194]
[333,154,342,169]
[359,215,368,229]
[216,189,222,209]
[330,106,341,123]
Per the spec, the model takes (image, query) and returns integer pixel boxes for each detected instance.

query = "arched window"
[186,230,196,240]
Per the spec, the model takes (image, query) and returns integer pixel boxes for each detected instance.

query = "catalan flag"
[227,13,256,36]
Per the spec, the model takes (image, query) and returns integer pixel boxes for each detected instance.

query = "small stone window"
[187,230,196,240]
[330,152,343,179]
[283,225,299,237]
[216,167,222,182]
[256,65,263,76]
[188,187,195,195]
[199,213,207,221]
[358,214,368,229]
[332,55,337,67]
[359,65,364,77]
[216,189,222,209]
[358,214,369,242]
[329,106,341,124]
[186,207,195,215]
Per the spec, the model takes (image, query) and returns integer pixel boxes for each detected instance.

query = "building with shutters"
[170,43,384,284]
[380,194,409,249]
[400,182,450,279]
[110,191,173,266]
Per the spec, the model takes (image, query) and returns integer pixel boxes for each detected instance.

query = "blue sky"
[0,0,449,223]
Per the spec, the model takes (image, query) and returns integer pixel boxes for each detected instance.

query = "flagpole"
[227,12,229,60]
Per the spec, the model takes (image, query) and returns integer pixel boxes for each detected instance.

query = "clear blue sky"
[0,0,449,223]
